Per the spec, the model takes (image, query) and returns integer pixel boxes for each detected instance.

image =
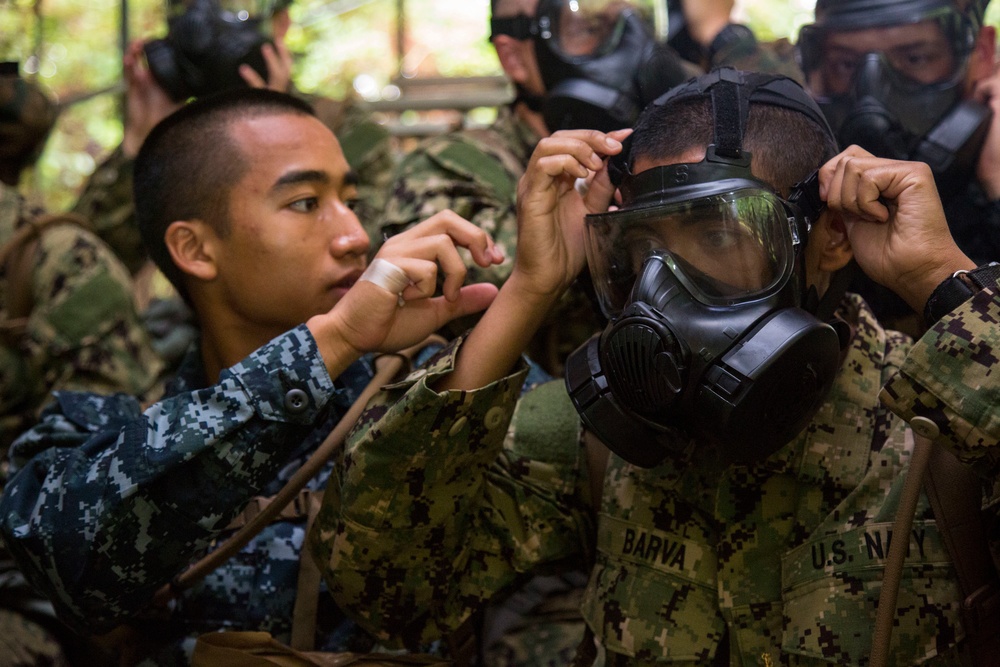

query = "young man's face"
[208,112,370,339]
[809,19,961,96]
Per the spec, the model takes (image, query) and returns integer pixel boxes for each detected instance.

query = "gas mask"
[144,0,275,102]
[565,70,844,468]
[490,0,686,132]
[797,0,992,199]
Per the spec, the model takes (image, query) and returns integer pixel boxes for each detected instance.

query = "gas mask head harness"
[566,69,846,468]
[797,0,992,199]
[144,0,276,102]
[490,0,685,133]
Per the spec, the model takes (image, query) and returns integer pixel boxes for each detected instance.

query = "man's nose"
[330,206,370,257]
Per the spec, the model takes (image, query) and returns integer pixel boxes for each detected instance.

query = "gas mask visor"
[586,153,801,320]
[535,0,665,59]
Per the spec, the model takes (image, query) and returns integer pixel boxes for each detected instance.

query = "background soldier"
[1,63,163,667]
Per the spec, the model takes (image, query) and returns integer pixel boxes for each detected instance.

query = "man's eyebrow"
[344,170,360,187]
[270,169,332,192]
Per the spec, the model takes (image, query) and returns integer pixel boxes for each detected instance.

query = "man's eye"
[288,197,319,213]
[345,197,362,212]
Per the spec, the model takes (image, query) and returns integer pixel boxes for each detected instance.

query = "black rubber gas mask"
[565,70,844,468]
[490,0,685,132]
[798,0,992,199]
[144,0,274,102]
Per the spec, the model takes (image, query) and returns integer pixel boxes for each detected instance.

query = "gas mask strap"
[490,14,536,41]
[709,70,749,159]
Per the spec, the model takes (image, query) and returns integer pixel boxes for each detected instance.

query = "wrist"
[306,313,363,379]
[923,261,1000,325]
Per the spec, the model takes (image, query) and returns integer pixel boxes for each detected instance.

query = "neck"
[193,297,284,383]
[513,99,551,139]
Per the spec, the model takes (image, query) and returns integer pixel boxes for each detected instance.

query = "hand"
[121,40,184,158]
[680,0,736,48]
[239,37,293,93]
[511,128,630,303]
[819,145,974,313]
[312,211,503,358]
[973,66,1000,199]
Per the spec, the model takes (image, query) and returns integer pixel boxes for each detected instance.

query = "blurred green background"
[3,0,999,209]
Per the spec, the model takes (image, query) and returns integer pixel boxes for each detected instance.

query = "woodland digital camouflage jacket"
[312,292,1000,666]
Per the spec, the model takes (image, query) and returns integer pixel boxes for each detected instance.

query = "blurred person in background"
[1,62,163,667]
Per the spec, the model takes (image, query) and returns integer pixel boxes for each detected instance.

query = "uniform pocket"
[780,521,962,665]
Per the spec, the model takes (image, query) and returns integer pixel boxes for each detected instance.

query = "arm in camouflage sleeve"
[819,147,999,473]
[880,287,1000,478]
[0,325,340,634]
[311,339,595,649]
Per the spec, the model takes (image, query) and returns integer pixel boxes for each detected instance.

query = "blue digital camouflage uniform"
[310,290,1000,665]
[0,325,383,665]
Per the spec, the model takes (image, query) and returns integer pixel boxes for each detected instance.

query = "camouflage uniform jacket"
[379,105,605,372]
[0,182,163,456]
[312,292,1000,666]
[0,325,381,663]
[72,93,393,273]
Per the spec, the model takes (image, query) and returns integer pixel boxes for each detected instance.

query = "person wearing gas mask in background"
[689,0,1000,337]
[1,64,163,667]
[377,0,694,376]
[310,68,1000,665]
[71,0,394,368]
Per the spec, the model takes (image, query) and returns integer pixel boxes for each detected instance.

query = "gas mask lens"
[542,0,659,58]
[799,10,973,98]
[586,190,794,318]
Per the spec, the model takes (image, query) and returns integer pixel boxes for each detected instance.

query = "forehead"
[632,147,707,175]
[227,112,348,187]
[823,18,949,52]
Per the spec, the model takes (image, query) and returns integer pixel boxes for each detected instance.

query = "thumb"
[438,283,499,322]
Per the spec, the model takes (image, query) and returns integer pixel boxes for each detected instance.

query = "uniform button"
[284,388,310,414]
[448,416,468,437]
[910,416,940,440]
[484,407,506,430]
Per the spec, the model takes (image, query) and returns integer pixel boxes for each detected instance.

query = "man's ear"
[493,35,533,85]
[968,25,997,87]
[817,209,853,273]
[165,220,218,283]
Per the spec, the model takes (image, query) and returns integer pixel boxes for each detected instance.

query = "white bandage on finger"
[574,177,590,197]
[359,258,411,301]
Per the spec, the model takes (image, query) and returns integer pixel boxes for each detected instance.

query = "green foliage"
[6,0,1000,210]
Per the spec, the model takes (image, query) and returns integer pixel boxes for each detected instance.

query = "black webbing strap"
[709,69,747,159]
